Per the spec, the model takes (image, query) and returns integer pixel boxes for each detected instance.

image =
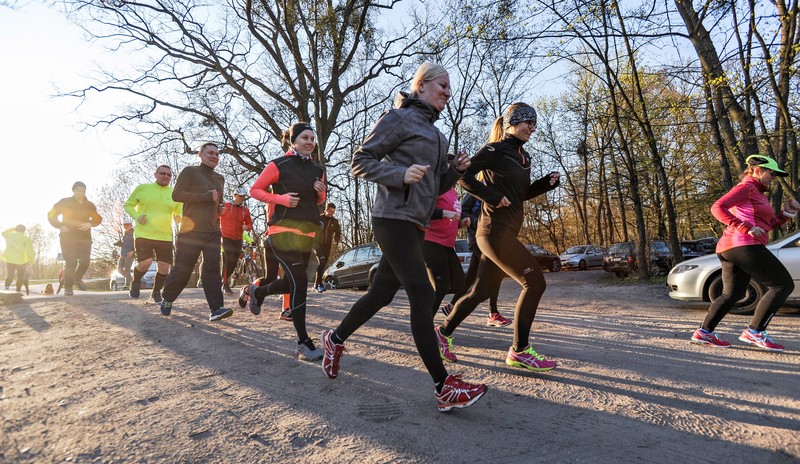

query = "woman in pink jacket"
[691,155,799,352]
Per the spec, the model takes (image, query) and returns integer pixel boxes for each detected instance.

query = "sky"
[0,3,137,237]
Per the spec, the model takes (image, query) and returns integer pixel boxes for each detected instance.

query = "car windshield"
[565,246,586,254]
[608,243,631,254]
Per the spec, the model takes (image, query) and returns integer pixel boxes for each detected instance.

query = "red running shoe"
[435,374,488,412]
[506,346,557,372]
[739,329,784,352]
[321,329,346,379]
[691,328,731,347]
[435,326,458,363]
[486,312,511,327]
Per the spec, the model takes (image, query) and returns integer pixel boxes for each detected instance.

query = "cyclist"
[124,165,182,303]
[220,187,253,295]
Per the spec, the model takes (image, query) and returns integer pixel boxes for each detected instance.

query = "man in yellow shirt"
[124,165,182,303]
[2,225,35,294]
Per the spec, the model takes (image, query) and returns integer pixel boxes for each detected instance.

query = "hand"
[442,210,459,221]
[496,196,511,208]
[459,217,471,228]
[404,164,430,184]
[286,192,300,208]
[748,226,766,237]
[454,150,471,173]
[785,198,800,214]
[77,222,92,231]
[313,180,325,193]
[209,190,220,203]
[549,172,560,185]
[137,215,148,225]
[218,205,226,214]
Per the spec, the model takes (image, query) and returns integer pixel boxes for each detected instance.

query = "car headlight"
[670,264,699,274]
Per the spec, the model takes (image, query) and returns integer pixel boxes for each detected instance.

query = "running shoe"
[691,328,731,347]
[296,342,324,362]
[64,287,74,296]
[739,329,785,352]
[435,374,488,412]
[149,290,163,304]
[209,307,233,322]
[237,285,249,308]
[440,303,453,317]
[435,326,458,363]
[278,309,293,321]
[246,284,261,316]
[160,300,172,316]
[76,280,87,291]
[505,346,557,371]
[222,284,234,296]
[321,329,346,379]
[486,312,511,327]
[129,284,140,299]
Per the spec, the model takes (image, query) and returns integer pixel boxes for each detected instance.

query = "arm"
[123,186,140,219]
[457,147,505,207]
[173,201,183,225]
[172,168,214,204]
[250,162,295,207]
[317,174,327,205]
[243,208,253,231]
[333,219,341,242]
[711,183,755,232]
[351,111,408,188]
[47,202,63,229]
[525,172,560,200]
[88,202,103,227]
[431,208,444,220]
[24,238,34,264]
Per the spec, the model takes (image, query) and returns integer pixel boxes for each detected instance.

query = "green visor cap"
[746,154,788,177]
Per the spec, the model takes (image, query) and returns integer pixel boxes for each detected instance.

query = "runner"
[159,143,231,321]
[220,187,253,295]
[312,203,341,293]
[114,218,135,290]
[690,154,798,352]
[435,102,561,371]
[123,165,182,303]
[2,225,34,294]
[47,182,103,296]
[246,122,327,361]
[319,62,487,412]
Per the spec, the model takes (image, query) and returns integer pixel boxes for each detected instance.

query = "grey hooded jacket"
[351,93,461,228]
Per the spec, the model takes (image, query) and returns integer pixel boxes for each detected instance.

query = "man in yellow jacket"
[2,225,34,293]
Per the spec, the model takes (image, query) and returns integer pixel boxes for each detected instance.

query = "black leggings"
[255,234,312,342]
[60,237,91,289]
[221,237,243,284]
[422,241,465,316]
[702,245,794,332]
[449,246,499,313]
[4,263,27,292]
[442,232,546,351]
[333,217,448,384]
[162,230,223,310]
[314,246,331,286]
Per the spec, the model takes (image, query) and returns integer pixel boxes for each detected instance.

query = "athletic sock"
[132,267,145,287]
[435,381,444,394]
[439,325,452,337]
[153,272,168,292]
[331,331,345,345]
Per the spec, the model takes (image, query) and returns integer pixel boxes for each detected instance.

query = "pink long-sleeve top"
[712,176,791,253]
[424,189,461,248]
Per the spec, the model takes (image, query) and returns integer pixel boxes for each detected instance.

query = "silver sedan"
[667,231,800,314]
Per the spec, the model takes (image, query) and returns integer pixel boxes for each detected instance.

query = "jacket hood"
[394,91,440,122]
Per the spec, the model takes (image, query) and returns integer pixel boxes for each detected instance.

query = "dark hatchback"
[524,244,561,272]
[323,242,382,290]
[604,240,673,277]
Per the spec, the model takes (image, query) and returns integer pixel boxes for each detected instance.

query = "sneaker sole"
[209,309,234,321]
[738,336,784,352]
[486,321,511,327]
[437,387,488,412]
[506,359,556,372]
[690,338,730,347]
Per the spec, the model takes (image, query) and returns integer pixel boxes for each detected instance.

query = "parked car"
[110,261,156,291]
[455,239,471,272]
[680,238,717,259]
[560,245,606,271]
[604,240,673,277]
[323,242,382,290]
[524,244,561,272]
[667,230,800,315]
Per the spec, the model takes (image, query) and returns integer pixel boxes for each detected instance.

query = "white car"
[455,239,471,272]
[110,261,157,291]
[667,231,800,314]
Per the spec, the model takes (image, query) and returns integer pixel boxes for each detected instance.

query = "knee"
[522,270,546,292]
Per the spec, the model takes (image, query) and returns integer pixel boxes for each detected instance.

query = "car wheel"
[578,260,587,271]
[550,259,561,272]
[707,275,762,315]
[324,276,337,290]
[110,281,118,291]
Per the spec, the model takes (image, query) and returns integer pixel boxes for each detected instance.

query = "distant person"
[159,143,230,321]
[47,182,103,296]
[319,62,487,412]
[1,225,34,294]
[124,164,182,303]
[313,202,341,292]
[436,102,561,371]
[220,187,253,295]
[690,154,798,352]
[114,218,135,289]
[247,122,327,361]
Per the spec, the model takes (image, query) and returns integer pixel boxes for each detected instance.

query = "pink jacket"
[712,176,791,253]
[424,189,461,248]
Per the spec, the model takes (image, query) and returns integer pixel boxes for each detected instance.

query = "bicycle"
[229,243,263,287]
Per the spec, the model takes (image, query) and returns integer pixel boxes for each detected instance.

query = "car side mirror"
[336,261,345,268]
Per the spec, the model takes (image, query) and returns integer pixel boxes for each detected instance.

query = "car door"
[585,246,603,267]
[349,245,374,287]
[332,249,357,287]
[774,237,800,298]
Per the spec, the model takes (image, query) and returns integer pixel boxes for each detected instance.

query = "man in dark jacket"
[160,142,231,321]
[313,203,341,292]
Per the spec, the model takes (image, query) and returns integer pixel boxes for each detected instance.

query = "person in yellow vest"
[2,225,34,293]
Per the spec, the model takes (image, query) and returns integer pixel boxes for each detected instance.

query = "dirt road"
[1,271,798,463]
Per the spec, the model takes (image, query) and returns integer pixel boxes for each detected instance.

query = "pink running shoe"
[435,326,458,363]
[440,303,453,317]
[506,346,557,371]
[321,330,346,379]
[486,312,511,327]
[739,329,784,352]
[435,374,488,412]
[691,328,731,347]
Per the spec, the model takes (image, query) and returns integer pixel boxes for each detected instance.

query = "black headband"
[289,123,314,144]
[502,106,537,130]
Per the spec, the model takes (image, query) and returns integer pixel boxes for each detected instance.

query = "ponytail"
[486,117,505,144]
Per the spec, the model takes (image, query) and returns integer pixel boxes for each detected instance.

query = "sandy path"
[1,271,798,463]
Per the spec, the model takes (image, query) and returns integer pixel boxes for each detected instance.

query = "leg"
[15,264,27,293]
[259,244,311,342]
[200,230,224,310]
[60,237,79,290]
[74,241,92,287]
[442,254,505,334]
[701,253,752,331]
[162,232,204,303]
[314,247,329,287]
